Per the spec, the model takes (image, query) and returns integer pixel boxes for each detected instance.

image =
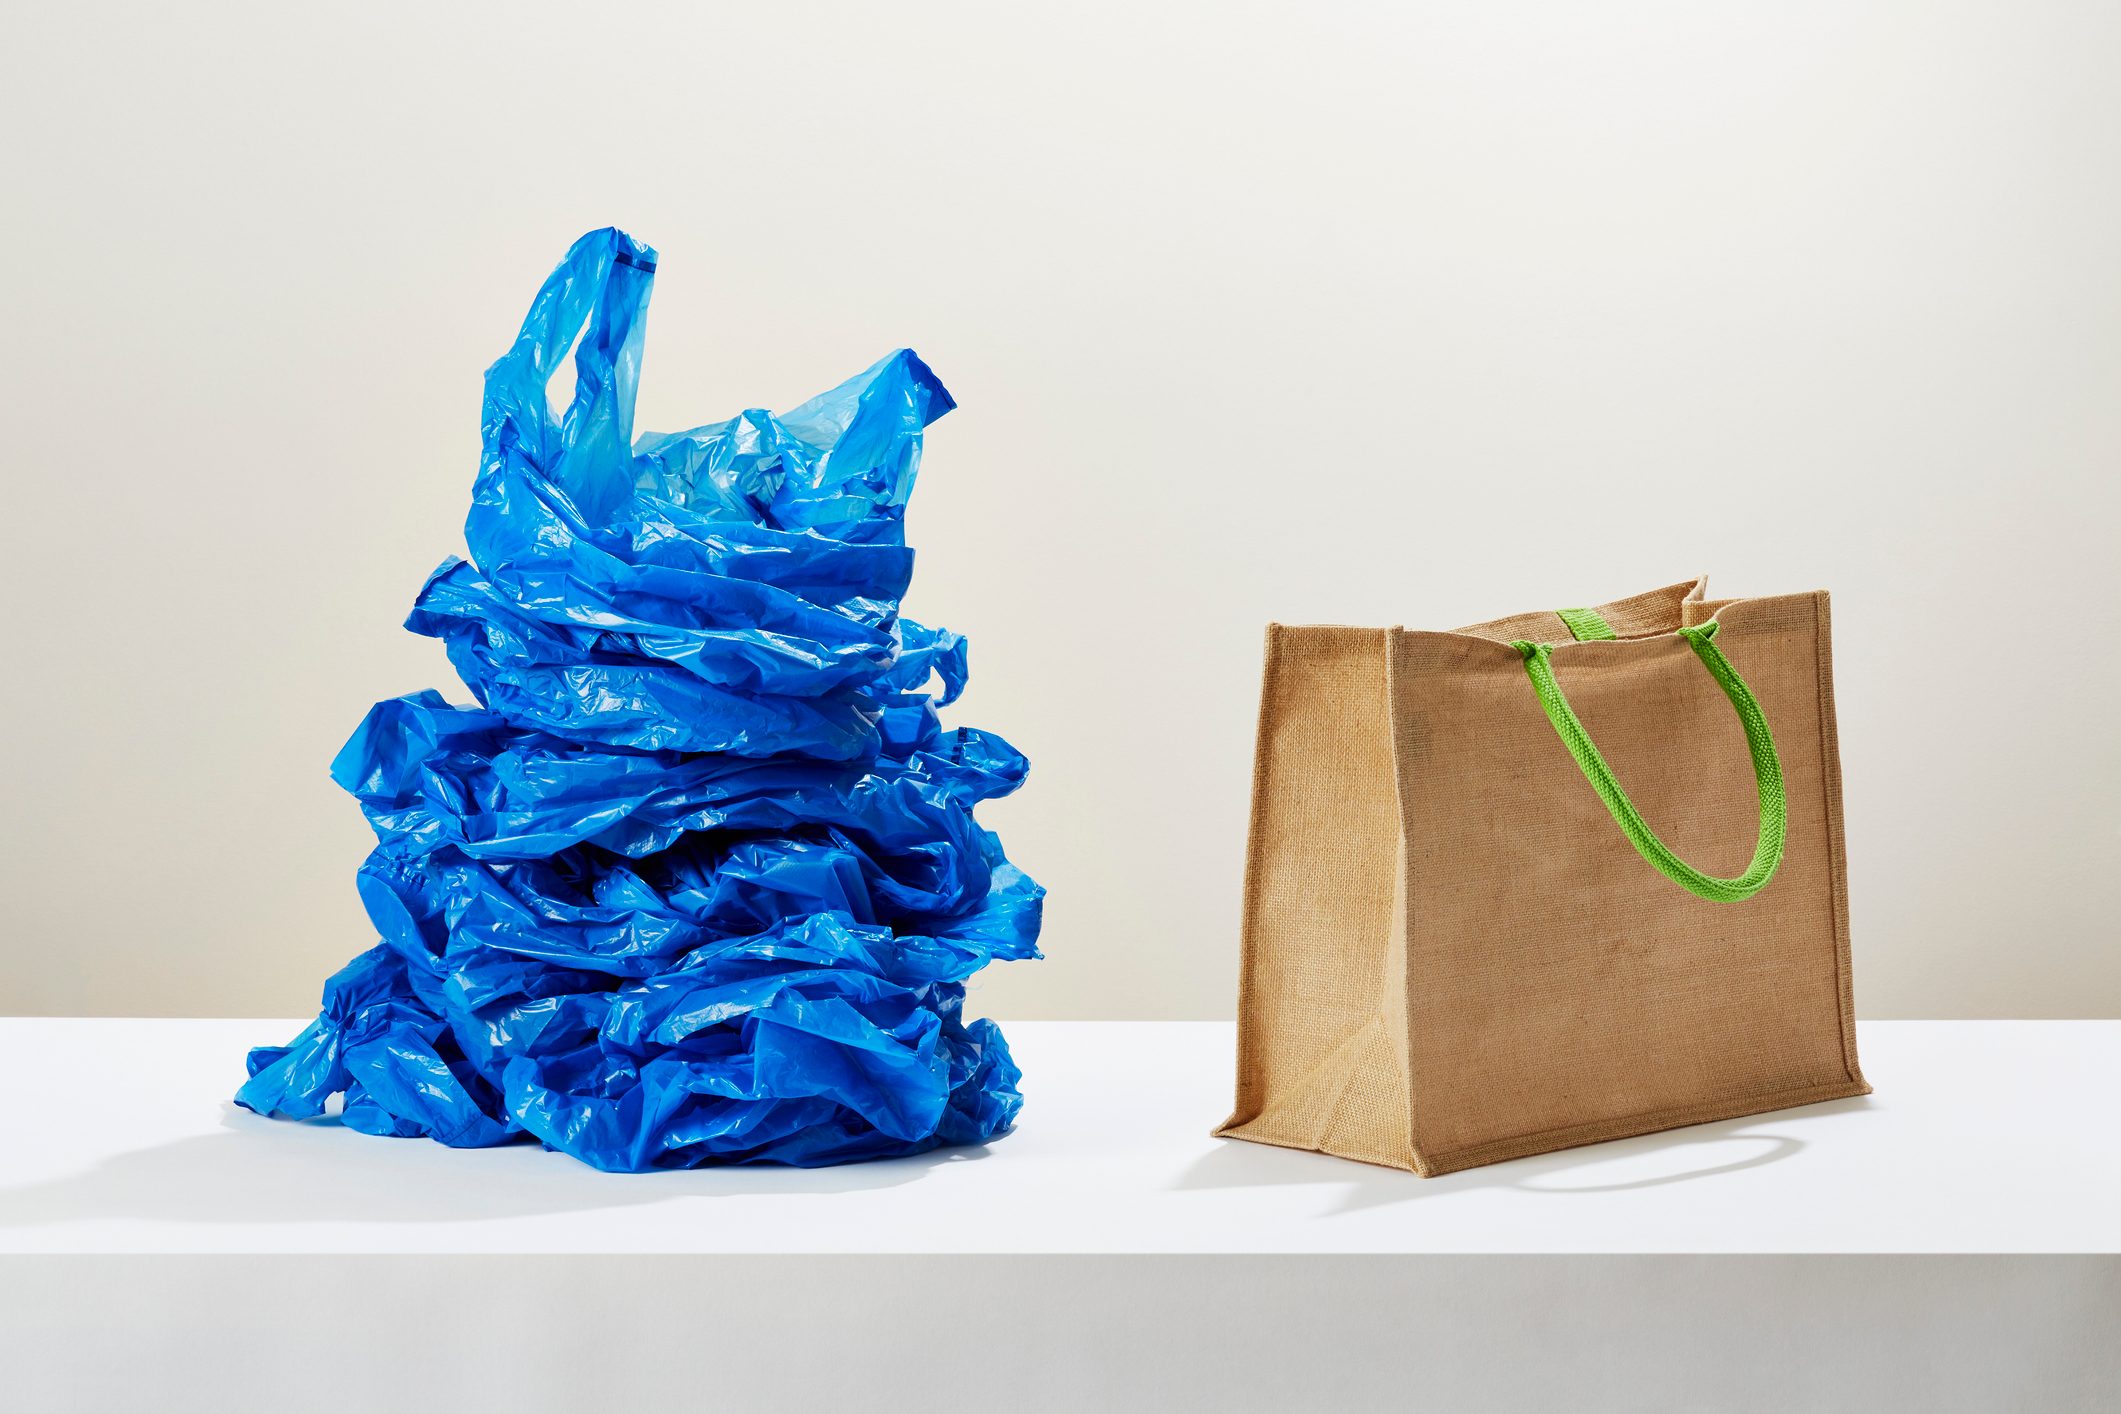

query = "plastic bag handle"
[483,228,659,522]
[1509,621,1787,903]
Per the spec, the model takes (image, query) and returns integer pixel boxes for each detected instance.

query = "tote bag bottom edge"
[1417,1077,1875,1177]
[1212,1075,1872,1178]
[1210,1120,1423,1174]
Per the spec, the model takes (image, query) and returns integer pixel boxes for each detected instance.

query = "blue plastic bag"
[236,229,1042,1170]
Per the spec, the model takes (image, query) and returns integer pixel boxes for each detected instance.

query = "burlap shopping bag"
[1215,578,1868,1175]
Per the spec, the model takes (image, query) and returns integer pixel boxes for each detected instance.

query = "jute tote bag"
[1215,578,1869,1175]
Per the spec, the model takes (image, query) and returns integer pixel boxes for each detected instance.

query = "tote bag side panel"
[1215,625,1416,1169]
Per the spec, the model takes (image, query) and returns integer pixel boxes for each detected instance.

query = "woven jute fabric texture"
[1215,578,1869,1175]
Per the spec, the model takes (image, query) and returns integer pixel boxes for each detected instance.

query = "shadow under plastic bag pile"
[236,229,1042,1171]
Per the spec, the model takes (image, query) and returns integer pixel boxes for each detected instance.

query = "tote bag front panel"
[1388,592,1866,1169]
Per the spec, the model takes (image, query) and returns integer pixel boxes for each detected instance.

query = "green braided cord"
[1556,606,1618,641]
[1509,621,1787,903]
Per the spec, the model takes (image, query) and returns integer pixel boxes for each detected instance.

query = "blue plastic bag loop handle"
[486,227,659,522]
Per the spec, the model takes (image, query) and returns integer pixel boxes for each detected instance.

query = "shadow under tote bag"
[1215,578,1869,1175]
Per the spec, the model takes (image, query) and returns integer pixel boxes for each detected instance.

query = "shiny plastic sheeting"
[237,229,1042,1170]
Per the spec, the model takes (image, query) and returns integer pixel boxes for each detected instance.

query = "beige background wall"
[2,1,2115,1020]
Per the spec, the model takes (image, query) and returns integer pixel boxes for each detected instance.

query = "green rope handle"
[1557,606,1618,641]
[1509,620,1786,903]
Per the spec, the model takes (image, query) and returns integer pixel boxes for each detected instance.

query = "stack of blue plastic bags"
[237,229,1042,1171]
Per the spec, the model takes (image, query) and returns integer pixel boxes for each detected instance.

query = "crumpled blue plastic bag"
[236,228,1042,1170]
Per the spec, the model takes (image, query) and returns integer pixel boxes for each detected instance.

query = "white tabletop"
[1,1018,2113,1255]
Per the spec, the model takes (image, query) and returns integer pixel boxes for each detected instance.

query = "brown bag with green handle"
[1214,577,1869,1175]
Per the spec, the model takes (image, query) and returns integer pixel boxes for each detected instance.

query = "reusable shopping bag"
[1215,578,1868,1174]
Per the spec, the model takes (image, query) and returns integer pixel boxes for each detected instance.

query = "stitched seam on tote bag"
[1386,629,1431,1174]
[1812,593,1863,1086]
[1220,625,1284,1128]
